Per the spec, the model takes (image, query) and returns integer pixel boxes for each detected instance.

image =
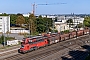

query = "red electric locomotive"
[18,36,48,53]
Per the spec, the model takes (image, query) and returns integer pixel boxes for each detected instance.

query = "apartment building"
[0,16,10,33]
[55,22,69,32]
[55,16,84,32]
[57,16,84,25]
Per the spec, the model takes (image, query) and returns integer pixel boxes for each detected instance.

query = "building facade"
[0,16,10,33]
[55,16,84,32]
[55,22,69,32]
[57,16,84,25]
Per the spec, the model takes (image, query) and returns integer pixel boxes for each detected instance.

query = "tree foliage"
[28,14,36,35]
[0,13,54,34]
[66,19,73,23]
[10,14,17,24]
[36,16,45,33]
[24,17,29,24]
[77,23,83,28]
[84,17,90,27]
[16,14,25,27]
[0,13,9,16]
[36,15,52,33]
[66,19,73,28]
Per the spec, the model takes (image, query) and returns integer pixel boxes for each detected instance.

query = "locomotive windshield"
[21,45,24,48]
[29,40,33,44]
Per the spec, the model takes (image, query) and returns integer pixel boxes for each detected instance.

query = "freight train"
[18,29,90,53]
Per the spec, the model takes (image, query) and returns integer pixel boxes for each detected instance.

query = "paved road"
[0,33,24,40]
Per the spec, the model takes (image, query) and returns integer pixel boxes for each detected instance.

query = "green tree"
[28,14,36,35]
[84,16,90,27]
[16,14,25,27]
[43,17,52,32]
[77,23,83,28]
[36,15,45,33]
[10,14,17,24]
[66,18,73,24]
[24,17,29,24]
[66,19,73,28]
[36,15,52,33]
[0,13,9,16]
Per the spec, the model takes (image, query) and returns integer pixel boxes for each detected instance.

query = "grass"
[0,42,21,50]
[0,43,20,50]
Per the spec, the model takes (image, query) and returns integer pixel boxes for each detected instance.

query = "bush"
[0,35,15,44]
[51,30,58,33]
[0,35,4,44]
[63,30,70,34]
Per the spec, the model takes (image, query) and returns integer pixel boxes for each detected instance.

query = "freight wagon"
[18,29,90,53]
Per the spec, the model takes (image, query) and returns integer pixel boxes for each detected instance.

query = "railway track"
[0,45,20,60]
[0,45,20,52]
[1,35,90,60]
[42,36,90,60]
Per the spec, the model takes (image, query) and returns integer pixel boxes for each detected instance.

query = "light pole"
[52,18,55,33]
[69,19,70,32]
[82,21,84,35]
[59,24,61,41]
[59,24,61,34]
[76,20,78,38]
[73,13,75,31]
[4,22,5,46]
[46,21,49,33]
[29,23,30,35]
[77,20,78,31]
[7,15,10,38]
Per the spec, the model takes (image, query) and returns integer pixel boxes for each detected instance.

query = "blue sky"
[0,0,90,14]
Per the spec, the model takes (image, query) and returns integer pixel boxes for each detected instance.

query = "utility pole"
[31,19,32,35]
[29,23,30,36]
[46,21,49,33]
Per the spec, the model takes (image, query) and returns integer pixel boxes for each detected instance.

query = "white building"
[55,22,69,32]
[23,13,30,17]
[0,16,10,33]
[55,16,84,32]
[36,14,56,18]
[57,16,84,25]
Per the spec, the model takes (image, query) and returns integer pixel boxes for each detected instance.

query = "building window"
[0,18,2,19]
